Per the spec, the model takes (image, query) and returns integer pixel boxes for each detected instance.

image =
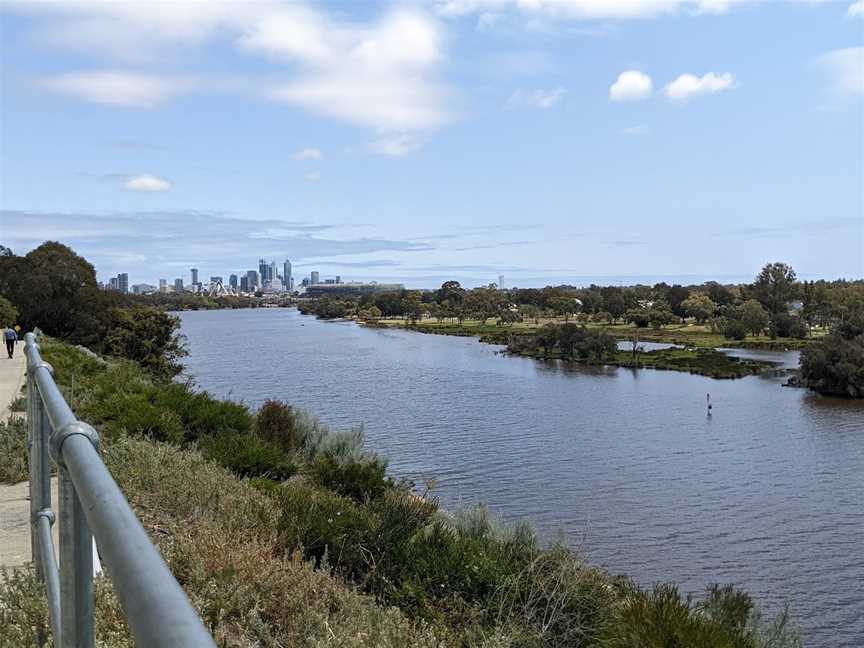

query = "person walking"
[4,326,17,359]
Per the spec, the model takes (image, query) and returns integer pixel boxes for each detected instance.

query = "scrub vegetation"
[1,339,803,646]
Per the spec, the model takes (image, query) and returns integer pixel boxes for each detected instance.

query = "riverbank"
[362,317,816,350]
[360,318,783,379]
[0,337,802,647]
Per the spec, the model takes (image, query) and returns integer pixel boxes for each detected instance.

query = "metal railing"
[24,332,216,647]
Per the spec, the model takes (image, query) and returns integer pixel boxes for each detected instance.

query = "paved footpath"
[0,340,59,570]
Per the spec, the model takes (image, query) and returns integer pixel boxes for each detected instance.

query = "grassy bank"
[362,319,781,379]
[1,339,802,647]
[363,317,816,351]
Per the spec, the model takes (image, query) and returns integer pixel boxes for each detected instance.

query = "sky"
[0,0,862,289]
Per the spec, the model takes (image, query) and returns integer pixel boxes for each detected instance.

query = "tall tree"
[752,262,798,338]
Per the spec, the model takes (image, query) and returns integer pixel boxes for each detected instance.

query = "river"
[178,308,863,647]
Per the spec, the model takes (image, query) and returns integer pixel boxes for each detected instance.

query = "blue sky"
[1,0,862,288]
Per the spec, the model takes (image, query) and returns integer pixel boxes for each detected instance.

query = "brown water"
[179,308,864,647]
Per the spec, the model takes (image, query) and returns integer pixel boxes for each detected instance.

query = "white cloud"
[621,124,649,135]
[304,172,321,182]
[435,0,752,20]
[124,174,173,192]
[294,147,323,160]
[505,86,566,109]
[14,3,450,144]
[609,71,652,102]
[664,72,735,101]
[815,47,864,96]
[369,133,423,157]
[848,1,864,18]
[41,71,186,108]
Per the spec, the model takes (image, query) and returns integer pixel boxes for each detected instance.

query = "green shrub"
[0,417,28,483]
[256,399,304,452]
[151,383,252,441]
[602,583,757,648]
[199,430,296,480]
[307,454,392,501]
[89,387,184,444]
[278,482,377,576]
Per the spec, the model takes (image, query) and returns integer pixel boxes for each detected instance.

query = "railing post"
[26,346,52,581]
[59,467,94,648]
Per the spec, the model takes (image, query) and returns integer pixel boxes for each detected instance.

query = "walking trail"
[0,340,57,570]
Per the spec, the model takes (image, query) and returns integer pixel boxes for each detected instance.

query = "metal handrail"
[24,332,216,647]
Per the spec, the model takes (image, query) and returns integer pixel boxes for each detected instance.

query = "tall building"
[229,274,238,290]
[310,271,320,285]
[174,278,184,292]
[109,277,119,291]
[283,259,292,288]
[246,270,260,291]
[209,276,223,285]
[191,268,199,285]
[118,273,129,294]
[268,260,277,286]
[159,278,168,293]
[258,259,270,284]
[240,275,249,292]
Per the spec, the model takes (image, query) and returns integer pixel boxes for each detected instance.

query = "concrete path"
[0,339,26,419]
[0,338,38,570]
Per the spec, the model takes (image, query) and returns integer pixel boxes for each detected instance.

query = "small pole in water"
[706,392,712,416]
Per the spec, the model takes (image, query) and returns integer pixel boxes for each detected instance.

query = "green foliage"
[199,430,297,479]
[739,299,770,336]
[724,317,748,341]
[0,294,19,327]
[91,387,185,443]
[682,293,717,324]
[0,243,186,375]
[800,325,864,398]
[256,398,304,451]
[510,324,616,361]
[0,417,29,483]
[602,583,755,648]
[307,454,392,501]
[104,305,187,380]
[150,383,253,442]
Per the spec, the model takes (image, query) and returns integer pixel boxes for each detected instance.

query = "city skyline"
[1,1,862,286]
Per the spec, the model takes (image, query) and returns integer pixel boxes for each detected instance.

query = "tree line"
[0,242,186,380]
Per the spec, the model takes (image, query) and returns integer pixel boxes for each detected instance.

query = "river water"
[178,308,863,647]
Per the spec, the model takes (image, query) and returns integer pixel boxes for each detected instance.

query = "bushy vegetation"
[800,317,864,398]
[0,339,804,645]
[0,242,186,380]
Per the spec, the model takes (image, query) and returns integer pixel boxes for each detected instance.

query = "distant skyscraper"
[240,275,249,292]
[191,268,199,285]
[335,275,341,284]
[268,260,277,285]
[118,273,129,294]
[246,270,260,291]
[229,274,238,289]
[283,259,292,287]
[311,271,320,285]
[174,278,184,292]
[498,275,504,290]
[159,278,168,293]
[258,259,269,283]
[109,277,119,291]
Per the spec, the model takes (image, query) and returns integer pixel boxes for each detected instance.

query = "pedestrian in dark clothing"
[4,327,17,359]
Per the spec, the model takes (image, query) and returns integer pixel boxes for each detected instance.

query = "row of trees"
[0,243,186,380]
[303,263,863,342]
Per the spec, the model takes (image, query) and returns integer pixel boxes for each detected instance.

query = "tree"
[104,306,187,381]
[601,287,626,322]
[800,314,864,398]
[401,292,424,324]
[648,306,676,329]
[0,294,18,328]
[739,299,769,336]
[752,262,797,337]
[435,281,465,306]
[681,293,716,324]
